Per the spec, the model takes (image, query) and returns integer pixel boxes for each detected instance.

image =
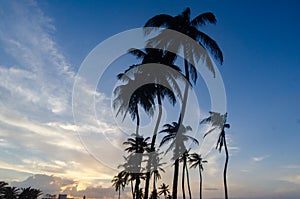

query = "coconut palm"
[201,112,230,199]
[0,181,8,199]
[159,122,198,199]
[113,70,156,136]
[19,187,42,199]
[3,186,19,199]
[127,48,183,199]
[188,153,207,199]
[158,183,170,199]
[123,136,151,199]
[112,172,126,199]
[179,149,192,199]
[144,7,223,124]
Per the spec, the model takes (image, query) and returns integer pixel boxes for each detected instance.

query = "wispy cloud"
[0,0,119,188]
[252,155,270,162]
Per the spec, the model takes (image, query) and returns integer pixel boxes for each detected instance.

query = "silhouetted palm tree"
[188,153,207,199]
[112,172,126,199]
[179,149,192,199]
[0,181,8,199]
[144,8,223,199]
[158,183,170,199]
[114,70,156,136]
[127,48,183,199]
[3,186,19,199]
[123,136,151,199]
[160,122,198,199]
[201,112,230,199]
[145,7,223,124]
[19,187,42,199]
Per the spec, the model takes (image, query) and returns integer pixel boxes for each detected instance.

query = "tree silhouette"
[123,136,151,199]
[144,8,223,199]
[188,153,207,199]
[3,186,19,199]
[159,122,198,199]
[201,112,230,199]
[18,187,42,199]
[126,48,183,199]
[112,172,126,199]
[158,183,170,199]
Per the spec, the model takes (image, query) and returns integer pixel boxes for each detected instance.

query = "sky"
[0,0,300,199]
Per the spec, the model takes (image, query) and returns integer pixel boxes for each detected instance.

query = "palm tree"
[112,172,126,199]
[127,48,183,199]
[144,9,223,199]
[158,183,170,199]
[201,112,230,199]
[19,187,42,199]
[179,149,192,199]
[118,160,137,199]
[123,136,151,199]
[159,122,199,199]
[3,186,19,199]
[188,153,207,199]
[0,181,8,199]
[113,70,156,136]
[144,7,223,126]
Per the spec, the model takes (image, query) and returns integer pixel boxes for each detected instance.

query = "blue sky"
[0,0,299,199]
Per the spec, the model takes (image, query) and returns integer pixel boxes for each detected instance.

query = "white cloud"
[252,155,270,162]
[0,0,120,187]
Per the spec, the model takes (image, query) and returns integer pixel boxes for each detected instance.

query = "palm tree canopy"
[188,153,207,170]
[158,183,170,196]
[201,112,230,152]
[160,122,199,158]
[144,7,223,81]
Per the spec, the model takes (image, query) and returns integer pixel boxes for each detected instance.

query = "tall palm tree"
[112,172,126,199]
[127,48,183,199]
[123,136,151,199]
[113,70,156,136]
[179,149,192,199]
[144,7,223,125]
[144,8,223,199]
[158,183,170,199]
[3,186,19,199]
[201,112,230,199]
[160,122,199,199]
[188,153,207,199]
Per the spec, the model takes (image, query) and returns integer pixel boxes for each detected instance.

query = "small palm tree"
[123,136,151,199]
[188,153,207,199]
[158,183,170,199]
[160,122,198,199]
[19,187,42,199]
[201,112,230,199]
[179,149,192,199]
[112,172,126,199]
[3,186,19,199]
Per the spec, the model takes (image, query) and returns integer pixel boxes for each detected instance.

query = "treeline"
[0,181,42,199]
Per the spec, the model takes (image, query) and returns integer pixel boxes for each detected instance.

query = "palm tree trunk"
[173,56,190,199]
[131,180,134,199]
[145,91,163,199]
[223,136,229,199]
[182,158,186,199]
[172,158,179,199]
[119,188,121,199]
[186,163,192,199]
[199,167,202,199]
[136,108,140,136]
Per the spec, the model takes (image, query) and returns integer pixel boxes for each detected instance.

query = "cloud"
[252,155,270,162]
[11,174,120,199]
[0,0,121,186]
